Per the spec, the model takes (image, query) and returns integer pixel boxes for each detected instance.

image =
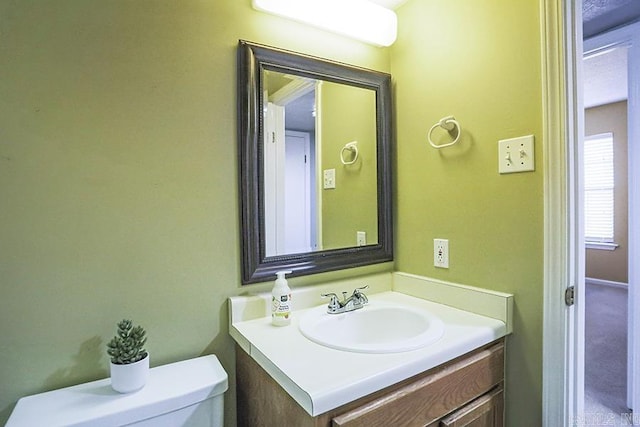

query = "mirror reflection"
[238,40,393,284]
[263,70,379,256]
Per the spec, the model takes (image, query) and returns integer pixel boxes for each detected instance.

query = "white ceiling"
[583,0,640,37]
[582,0,636,109]
[583,46,628,108]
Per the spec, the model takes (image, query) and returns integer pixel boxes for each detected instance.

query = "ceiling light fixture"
[252,0,397,47]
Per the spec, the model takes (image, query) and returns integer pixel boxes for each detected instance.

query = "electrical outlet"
[356,231,366,246]
[323,169,336,189]
[434,238,449,268]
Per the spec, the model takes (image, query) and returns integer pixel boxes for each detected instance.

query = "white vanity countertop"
[230,287,509,416]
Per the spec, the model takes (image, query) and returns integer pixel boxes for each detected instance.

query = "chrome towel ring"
[428,115,461,149]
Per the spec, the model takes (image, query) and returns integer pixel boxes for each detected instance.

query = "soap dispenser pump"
[271,270,292,326]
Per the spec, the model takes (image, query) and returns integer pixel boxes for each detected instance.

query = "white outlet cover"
[434,238,449,269]
[498,135,535,174]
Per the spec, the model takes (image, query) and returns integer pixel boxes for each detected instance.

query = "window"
[584,133,615,246]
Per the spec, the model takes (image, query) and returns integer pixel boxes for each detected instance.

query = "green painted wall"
[391,1,544,425]
[0,1,390,425]
[320,82,378,250]
[1,0,547,425]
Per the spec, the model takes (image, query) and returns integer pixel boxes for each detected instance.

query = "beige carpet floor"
[583,282,630,425]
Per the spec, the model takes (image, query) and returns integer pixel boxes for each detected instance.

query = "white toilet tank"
[7,354,228,427]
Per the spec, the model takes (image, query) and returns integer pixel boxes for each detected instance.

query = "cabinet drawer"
[332,342,504,427]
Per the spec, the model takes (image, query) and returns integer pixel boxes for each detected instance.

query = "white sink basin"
[298,301,445,353]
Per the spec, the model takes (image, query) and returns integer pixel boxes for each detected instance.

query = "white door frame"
[264,102,286,257]
[314,81,324,251]
[627,21,640,413]
[541,0,584,425]
[542,1,640,424]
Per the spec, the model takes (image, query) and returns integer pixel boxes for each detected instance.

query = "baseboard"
[585,277,628,289]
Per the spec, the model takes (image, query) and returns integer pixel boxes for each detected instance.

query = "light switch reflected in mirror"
[263,70,379,257]
[238,41,393,284]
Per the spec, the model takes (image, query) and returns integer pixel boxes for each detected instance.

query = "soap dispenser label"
[272,294,291,318]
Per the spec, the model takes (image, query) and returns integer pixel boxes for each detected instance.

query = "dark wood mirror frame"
[237,40,393,284]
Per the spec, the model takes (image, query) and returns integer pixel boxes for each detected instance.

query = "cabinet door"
[439,387,503,427]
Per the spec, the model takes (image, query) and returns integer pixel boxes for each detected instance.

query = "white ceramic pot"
[110,354,149,393]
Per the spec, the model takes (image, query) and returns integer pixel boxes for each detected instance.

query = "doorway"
[582,44,630,418]
[541,3,640,425]
[263,78,319,257]
[582,23,640,420]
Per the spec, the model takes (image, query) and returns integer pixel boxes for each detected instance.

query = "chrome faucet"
[321,285,369,314]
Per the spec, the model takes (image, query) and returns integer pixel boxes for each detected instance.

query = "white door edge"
[584,20,640,412]
[544,3,640,424]
[541,0,584,425]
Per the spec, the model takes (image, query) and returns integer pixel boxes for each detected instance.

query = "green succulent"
[107,319,148,365]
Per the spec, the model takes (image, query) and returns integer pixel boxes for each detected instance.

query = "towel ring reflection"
[428,115,461,149]
[340,141,359,165]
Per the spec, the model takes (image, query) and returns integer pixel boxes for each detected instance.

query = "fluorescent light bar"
[252,0,397,47]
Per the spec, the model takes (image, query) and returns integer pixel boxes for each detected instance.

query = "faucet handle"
[321,292,340,304]
[352,285,369,304]
[321,292,342,313]
[353,285,369,296]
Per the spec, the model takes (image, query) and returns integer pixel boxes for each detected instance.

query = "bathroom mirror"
[238,40,393,284]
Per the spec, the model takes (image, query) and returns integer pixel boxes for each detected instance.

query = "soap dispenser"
[271,270,292,326]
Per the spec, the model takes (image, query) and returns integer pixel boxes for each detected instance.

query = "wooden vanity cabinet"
[236,339,504,427]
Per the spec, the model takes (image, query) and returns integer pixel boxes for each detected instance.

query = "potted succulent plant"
[107,319,149,393]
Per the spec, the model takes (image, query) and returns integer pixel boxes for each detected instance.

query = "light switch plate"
[498,135,535,174]
[323,169,336,189]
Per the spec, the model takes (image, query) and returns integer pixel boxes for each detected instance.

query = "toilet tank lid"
[6,354,228,427]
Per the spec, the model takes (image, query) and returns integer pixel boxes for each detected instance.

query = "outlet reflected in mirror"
[238,41,393,284]
[263,70,379,256]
